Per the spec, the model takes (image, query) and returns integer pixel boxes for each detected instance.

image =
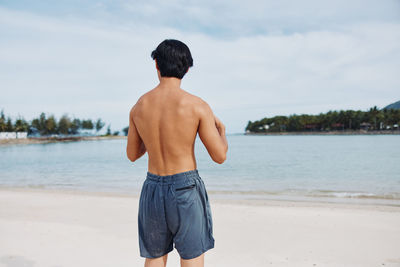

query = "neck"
[159,77,182,89]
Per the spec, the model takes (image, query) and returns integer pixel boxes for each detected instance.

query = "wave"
[305,190,400,200]
[207,189,400,200]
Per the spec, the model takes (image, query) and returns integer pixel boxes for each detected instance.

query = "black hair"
[151,39,193,79]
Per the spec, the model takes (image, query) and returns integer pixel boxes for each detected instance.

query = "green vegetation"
[0,109,107,136]
[106,125,111,136]
[246,105,400,133]
[122,126,129,136]
[0,111,29,132]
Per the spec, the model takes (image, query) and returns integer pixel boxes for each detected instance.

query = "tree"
[0,111,109,136]
[82,119,94,130]
[287,115,301,131]
[70,118,81,134]
[5,117,14,131]
[0,110,6,132]
[38,113,47,134]
[14,117,29,132]
[245,105,399,133]
[31,118,40,132]
[122,126,129,136]
[95,118,105,133]
[245,120,252,132]
[58,114,71,135]
[45,115,57,134]
[29,112,48,135]
[106,125,111,136]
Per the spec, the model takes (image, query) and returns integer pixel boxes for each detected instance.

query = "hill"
[384,100,400,110]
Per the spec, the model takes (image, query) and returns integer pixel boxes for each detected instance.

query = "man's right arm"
[197,100,228,164]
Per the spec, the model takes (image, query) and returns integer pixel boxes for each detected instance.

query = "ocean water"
[1,135,400,205]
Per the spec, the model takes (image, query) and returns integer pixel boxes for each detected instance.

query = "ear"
[155,60,159,70]
[186,67,189,73]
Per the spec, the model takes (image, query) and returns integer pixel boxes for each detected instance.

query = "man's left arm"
[126,106,146,162]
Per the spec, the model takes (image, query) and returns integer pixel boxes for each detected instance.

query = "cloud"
[3,0,400,37]
[0,3,399,133]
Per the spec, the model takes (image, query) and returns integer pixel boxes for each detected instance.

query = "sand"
[0,188,399,267]
[0,136,125,146]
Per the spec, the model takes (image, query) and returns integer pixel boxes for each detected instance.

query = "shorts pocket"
[174,180,197,205]
[175,184,196,191]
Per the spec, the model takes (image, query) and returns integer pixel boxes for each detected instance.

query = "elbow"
[211,144,228,164]
[215,158,226,164]
[127,154,137,163]
[213,153,227,164]
[128,156,137,163]
[126,149,138,163]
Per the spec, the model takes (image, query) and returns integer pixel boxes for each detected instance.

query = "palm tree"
[0,110,6,132]
[95,118,105,134]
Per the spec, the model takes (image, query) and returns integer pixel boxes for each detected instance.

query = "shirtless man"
[126,39,228,267]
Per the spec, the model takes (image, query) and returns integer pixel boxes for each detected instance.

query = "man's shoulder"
[186,93,213,118]
[130,91,152,112]
[182,91,209,111]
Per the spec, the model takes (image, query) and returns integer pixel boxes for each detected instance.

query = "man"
[126,39,228,267]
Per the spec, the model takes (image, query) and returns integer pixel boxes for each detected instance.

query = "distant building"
[0,132,28,139]
[305,123,319,130]
[360,122,371,130]
[331,123,344,130]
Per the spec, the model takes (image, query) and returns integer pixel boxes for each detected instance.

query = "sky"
[1,0,399,134]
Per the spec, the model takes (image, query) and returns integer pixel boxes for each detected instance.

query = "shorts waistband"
[146,169,199,184]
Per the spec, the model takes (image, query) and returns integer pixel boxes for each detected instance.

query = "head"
[151,39,193,80]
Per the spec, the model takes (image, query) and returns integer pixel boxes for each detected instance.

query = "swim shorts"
[138,169,215,260]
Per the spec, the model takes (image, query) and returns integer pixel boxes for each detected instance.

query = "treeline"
[0,109,112,136]
[246,106,400,133]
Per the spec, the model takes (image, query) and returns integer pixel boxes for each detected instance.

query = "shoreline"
[1,186,399,211]
[245,130,400,135]
[0,135,126,146]
[1,187,399,267]
[2,130,400,147]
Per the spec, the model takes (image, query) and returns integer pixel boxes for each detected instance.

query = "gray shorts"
[138,169,215,259]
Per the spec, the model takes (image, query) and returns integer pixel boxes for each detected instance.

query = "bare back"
[127,79,228,175]
[132,87,202,175]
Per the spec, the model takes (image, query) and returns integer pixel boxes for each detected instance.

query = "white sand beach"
[0,188,399,267]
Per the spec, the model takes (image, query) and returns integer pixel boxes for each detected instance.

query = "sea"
[1,134,400,206]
